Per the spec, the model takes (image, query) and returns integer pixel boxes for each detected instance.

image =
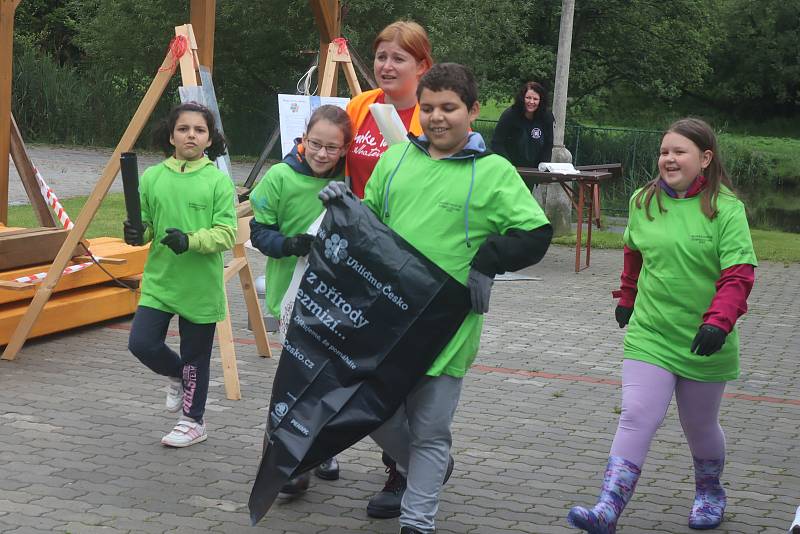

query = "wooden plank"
[175,25,198,86]
[237,248,270,358]
[9,114,57,226]
[216,310,241,400]
[71,256,127,265]
[0,228,70,270]
[236,200,252,218]
[319,43,338,97]
[0,226,63,237]
[190,0,216,71]
[341,56,362,97]
[223,258,247,283]
[230,215,270,357]
[310,0,340,97]
[0,0,21,225]
[309,0,339,43]
[0,284,138,346]
[0,280,30,290]
[0,239,148,305]
[1,49,176,361]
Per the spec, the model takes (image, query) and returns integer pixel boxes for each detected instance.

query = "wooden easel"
[172,23,272,400]
[7,114,59,228]
[319,40,362,98]
[1,23,270,402]
[311,0,362,98]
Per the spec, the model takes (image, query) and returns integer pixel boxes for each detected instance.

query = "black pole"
[120,152,143,232]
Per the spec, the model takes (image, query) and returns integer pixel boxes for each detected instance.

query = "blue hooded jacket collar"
[407,132,492,160]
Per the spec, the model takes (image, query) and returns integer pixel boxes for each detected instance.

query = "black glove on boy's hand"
[690,324,727,356]
[467,268,494,315]
[281,234,314,257]
[123,219,144,246]
[160,228,189,255]
[615,305,633,328]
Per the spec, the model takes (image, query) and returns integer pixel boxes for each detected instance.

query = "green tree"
[705,0,800,115]
[13,0,80,65]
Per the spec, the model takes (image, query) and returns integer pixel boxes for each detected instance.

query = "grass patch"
[478,99,511,121]
[9,193,800,263]
[7,193,126,239]
[750,229,800,264]
[552,231,624,249]
[720,134,800,185]
[553,228,800,264]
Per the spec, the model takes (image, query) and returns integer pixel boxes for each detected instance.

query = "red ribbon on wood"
[159,35,189,72]
[332,37,349,55]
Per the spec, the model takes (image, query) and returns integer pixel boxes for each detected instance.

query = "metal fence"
[473,119,664,215]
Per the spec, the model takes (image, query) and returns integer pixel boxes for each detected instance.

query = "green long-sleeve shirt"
[138,157,236,323]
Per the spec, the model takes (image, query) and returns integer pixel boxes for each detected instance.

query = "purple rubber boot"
[688,457,726,530]
[567,456,641,534]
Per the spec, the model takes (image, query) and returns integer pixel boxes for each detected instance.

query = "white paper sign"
[278,94,350,157]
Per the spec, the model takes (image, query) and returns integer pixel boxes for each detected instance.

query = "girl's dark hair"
[153,101,228,160]
[512,81,548,119]
[306,104,353,145]
[634,117,734,220]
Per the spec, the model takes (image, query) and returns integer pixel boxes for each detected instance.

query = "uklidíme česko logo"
[324,234,348,264]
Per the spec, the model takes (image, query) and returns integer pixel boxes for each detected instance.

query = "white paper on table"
[368,103,409,145]
[278,94,350,157]
[537,162,578,174]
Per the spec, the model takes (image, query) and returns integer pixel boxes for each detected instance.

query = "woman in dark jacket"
[491,81,554,168]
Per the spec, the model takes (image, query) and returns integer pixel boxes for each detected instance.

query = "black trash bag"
[249,194,470,524]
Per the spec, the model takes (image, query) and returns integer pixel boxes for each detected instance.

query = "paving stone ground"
[2,145,798,533]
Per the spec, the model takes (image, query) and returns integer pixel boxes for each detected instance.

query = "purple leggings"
[610,359,726,468]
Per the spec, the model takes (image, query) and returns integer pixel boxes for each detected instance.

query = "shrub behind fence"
[473,119,779,216]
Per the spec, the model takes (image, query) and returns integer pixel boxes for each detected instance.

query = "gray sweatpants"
[370,374,463,534]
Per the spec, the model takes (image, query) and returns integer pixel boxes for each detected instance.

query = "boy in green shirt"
[319,62,552,534]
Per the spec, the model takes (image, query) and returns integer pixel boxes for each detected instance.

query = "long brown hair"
[634,117,733,220]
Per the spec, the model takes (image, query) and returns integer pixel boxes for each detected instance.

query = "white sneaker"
[165,378,183,412]
[161,419,207,448]
[790,505,800,534]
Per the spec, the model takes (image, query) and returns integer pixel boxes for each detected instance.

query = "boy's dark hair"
[416,62,478,109]
[153,101,228,160]
[512,81,549,119]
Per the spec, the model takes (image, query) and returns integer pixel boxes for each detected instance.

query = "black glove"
[123,219,144,246]
[615,305,633,328]
[318,181,350,204]
[690,324,727,356]
[467,268,494,314]
[160,227,189,255]
[281,234,314,257]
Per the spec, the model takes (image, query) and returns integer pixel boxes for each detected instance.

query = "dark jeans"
[128,306,216,422]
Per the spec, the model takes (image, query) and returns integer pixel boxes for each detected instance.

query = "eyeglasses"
[305,138,344,154]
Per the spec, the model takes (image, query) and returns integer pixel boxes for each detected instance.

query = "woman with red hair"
[346,20,433,198]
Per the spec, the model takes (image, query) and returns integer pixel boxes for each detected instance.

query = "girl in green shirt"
[124,102,236,449]
[249,104,352,497]
[568,118,757,533]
